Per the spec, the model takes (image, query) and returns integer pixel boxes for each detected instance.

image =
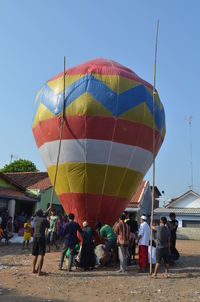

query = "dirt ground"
[0,240,200,302]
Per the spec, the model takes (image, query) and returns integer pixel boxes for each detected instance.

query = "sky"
[0,0,200,198]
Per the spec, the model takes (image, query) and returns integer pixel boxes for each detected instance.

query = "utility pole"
[186,116,193,190]
[10,154,14,163]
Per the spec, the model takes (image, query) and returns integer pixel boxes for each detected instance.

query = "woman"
[80,221,96,270]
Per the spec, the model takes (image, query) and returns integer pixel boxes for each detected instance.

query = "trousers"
[118,246,128,272]
[59,242,75,271]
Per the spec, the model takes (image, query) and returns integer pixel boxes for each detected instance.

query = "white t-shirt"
[138,221,150,246]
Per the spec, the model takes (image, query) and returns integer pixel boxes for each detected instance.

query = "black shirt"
[64,221,82,244]
[154,225,171,249]
[169,219,178,240]
[81,226,95,244]
[34,216,49,238]
[126,219,138,234]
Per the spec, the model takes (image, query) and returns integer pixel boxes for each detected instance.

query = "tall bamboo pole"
[150,20,159,275]
[49,56,66,208]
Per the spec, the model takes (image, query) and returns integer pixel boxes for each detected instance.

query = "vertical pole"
[150,20,159,275]
[189,116,193,190]
[49,56,66,208]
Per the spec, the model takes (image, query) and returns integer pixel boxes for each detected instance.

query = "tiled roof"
[0,188,38,201]
[166,190,200,208]
[5,172,51,190]
[126,180,148,209]
[154,207,200,215]
[131,180,148,203]
[27,177,52,190]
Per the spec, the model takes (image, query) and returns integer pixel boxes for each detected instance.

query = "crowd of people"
[0,208,179,278]
[30,208,179,277]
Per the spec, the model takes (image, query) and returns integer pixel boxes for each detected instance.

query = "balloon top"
[48,58,153,90]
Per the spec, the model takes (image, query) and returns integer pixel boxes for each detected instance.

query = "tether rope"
[49,57,66,208]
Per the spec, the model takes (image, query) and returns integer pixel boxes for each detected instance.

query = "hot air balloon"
[32,58,165,227]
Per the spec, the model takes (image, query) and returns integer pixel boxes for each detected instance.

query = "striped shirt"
[115,220,130,247]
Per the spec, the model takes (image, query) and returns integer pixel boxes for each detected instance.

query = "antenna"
[185,116,193,190]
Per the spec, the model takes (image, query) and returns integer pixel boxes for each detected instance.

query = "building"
[0,172,39,218]
[5,172,64,214]
[154,190,200,240]
[125,180,161,221]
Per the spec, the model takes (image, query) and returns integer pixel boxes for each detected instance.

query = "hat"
[141,215,147,221]
[83,221,88,227]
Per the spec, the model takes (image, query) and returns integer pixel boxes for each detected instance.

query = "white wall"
[172,193,200,208]
[174,214,200,228]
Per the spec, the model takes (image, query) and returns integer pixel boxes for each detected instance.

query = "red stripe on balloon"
[47,59,153,90]
[58,192,129,228]
[33,115,164,154]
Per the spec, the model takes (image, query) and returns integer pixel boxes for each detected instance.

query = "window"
[182,220,200,228]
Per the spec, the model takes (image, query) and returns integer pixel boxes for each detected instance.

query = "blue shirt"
[64,221,82,244]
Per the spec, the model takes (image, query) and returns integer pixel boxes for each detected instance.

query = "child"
[4,216,13,244]
[23,218,32,249]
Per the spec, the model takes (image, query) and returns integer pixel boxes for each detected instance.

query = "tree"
[1,159,38,173]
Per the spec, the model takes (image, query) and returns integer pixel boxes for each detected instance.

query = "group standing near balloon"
[30,207,179,278]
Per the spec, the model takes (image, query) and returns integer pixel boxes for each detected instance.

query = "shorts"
[156,248,169,264]
[105,239,117,253]
[46,231,57,245]
[24,232,31,241]
[32,237,46,256]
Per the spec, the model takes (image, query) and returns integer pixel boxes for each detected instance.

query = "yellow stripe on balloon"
[65,92,113,117]
[47,74,85,94]
[93,74,141,94]
[161,125,166,137]
[120,102,157,130]
[146,87,163,110]
[47,162,143,199]
[32,103,55,128]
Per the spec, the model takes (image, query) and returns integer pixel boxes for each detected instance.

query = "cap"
[141,215,147,221]
[83,221,88,227]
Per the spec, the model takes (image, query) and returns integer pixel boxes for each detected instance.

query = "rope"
[150,20,159,275]
[49,56,66,208]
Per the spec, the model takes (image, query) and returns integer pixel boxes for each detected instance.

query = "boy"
[23,218,32,249]
[151,216,171,278]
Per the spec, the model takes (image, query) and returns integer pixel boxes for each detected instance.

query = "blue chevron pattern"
[34,74,165,131]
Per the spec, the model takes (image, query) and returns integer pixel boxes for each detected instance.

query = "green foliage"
[1,159,37,173]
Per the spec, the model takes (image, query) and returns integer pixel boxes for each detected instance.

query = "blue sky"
[0,0,200,198]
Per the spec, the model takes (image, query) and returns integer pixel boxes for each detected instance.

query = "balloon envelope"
[32,58,165,227]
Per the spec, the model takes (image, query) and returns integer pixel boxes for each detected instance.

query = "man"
[137,215,150,272]
[59,213,82,272]
[95,221,117,267]
[151,216,171,278]
[46,209,59,252]
[168,212,178,254]
[115,213,130,273]
[126,213,138,264]
[32,208,50,276]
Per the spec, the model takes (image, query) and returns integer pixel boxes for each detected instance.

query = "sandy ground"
[0,240,200,302]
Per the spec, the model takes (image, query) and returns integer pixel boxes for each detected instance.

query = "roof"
[154,207,200,215]
[0,188,38,202]
[126,180,149,209]
[166,190,200,208]
[0,172,26,191]
[5,172,52,190]
[150,186,161,197]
